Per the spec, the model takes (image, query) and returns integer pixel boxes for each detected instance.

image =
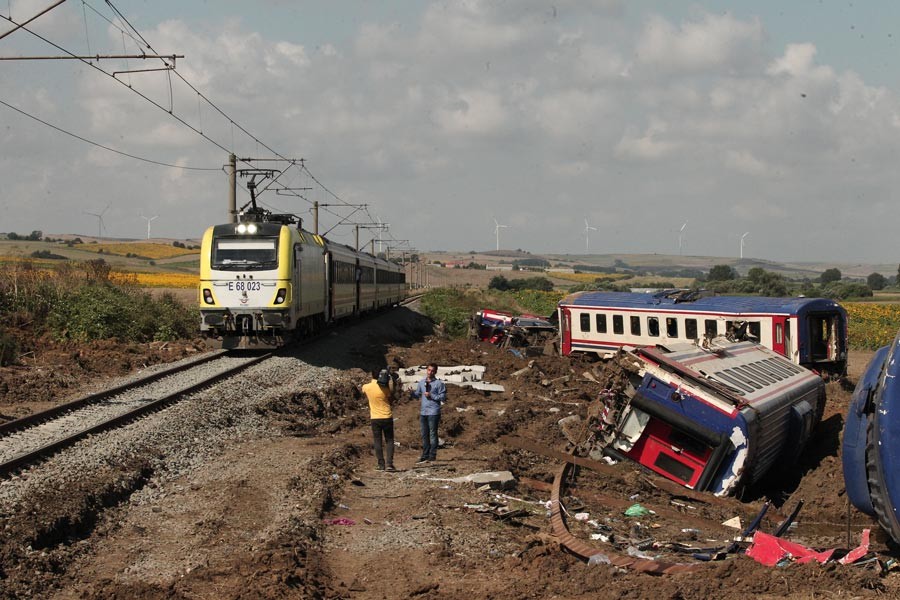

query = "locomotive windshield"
[212,237,278,270]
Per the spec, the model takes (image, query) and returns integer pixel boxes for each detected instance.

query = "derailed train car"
[590,337,826,496]
[198,210,404,348]
[843,331,900,544]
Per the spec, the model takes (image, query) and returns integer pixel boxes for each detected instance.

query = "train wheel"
[865,413,900,546]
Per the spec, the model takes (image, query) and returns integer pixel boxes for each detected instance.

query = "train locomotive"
[558,290,848,377]
[199,209,404,348]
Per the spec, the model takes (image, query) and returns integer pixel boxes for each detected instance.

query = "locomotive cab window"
[213,238,278,270]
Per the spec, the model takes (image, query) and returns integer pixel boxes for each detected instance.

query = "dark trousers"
[371,418,395,467]
[419,414,440,460]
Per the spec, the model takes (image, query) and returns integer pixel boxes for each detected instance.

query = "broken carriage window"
[580,313,591,333]
[630,316,641,336]
[685,319,698,339]
[749,321,761,339]
[648,316,659,337]
[596,313,607,333]
[613,314,624,335]
[666,317,678,338]
[705,319,718,337]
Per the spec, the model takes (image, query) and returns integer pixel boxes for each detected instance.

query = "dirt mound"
[0,305,897,599]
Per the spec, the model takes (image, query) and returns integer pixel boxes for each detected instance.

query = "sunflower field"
[846,303,900,350]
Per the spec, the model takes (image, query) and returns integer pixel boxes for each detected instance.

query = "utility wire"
[0,96,220,170]
[7,3,384,238]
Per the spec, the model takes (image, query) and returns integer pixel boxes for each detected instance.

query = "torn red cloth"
[745,531,834,566]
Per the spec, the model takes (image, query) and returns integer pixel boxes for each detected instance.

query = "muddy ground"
[0,306,896,599]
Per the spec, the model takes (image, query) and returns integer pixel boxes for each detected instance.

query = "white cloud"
[433,90,508,136]
[636,12,764,73]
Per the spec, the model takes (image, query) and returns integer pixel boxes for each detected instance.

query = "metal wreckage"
[575,335,825,496]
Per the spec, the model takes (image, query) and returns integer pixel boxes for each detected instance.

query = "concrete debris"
[432,470,516,490]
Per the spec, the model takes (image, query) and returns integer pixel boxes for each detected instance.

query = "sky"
[2,0,900,263]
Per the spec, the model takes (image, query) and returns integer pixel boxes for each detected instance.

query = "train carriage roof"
[559,290,845,316]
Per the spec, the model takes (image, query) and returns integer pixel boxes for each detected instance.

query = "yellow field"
[82,242,199,259]
[846,302,900,350]
[110,271,198,288]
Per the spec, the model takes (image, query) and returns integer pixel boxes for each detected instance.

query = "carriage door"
[293,245,302,311]
[771,316,787,358]
[560,308,572,355]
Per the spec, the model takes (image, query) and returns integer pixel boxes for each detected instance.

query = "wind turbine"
[141,214,159,240]
[84,204,110,240]
[492,218,508,251]
[740,232,750,259]
[678,221,688,255]
[584,219,598,252]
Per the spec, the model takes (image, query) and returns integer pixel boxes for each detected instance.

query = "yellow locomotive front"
[198,219,298,348]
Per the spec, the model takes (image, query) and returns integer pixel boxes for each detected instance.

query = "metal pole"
[228,154,236,223]
[313,201,319,235]
[355,225,359,251]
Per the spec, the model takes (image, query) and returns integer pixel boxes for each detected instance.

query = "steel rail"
[549,462,701,574]
[0,352,270,477]
[0,349,229,437]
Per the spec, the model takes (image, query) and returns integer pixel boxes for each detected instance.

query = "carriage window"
[630,316,641,336]
[580,313,591,333]
[749,321,761,339]
[613,315,624,335]
[685,319,698,339]
[704,319,718,337]
[596,314,607,334]
[648,317,659,337]
[775,324,783,344]
[666,318,678,338]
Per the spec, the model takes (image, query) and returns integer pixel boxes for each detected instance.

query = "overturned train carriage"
[198,218,404,348]
[593,338,825,496]
[843,331,900,544]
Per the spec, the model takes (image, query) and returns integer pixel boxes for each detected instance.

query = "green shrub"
[47,283,196,342]
[0,328,19,366]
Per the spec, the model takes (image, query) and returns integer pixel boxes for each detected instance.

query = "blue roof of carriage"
[559,290,845,316]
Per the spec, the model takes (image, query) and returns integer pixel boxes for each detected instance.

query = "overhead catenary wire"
[5,2,402,242]
[0,97,219,171]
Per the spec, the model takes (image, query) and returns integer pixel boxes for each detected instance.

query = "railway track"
[0,350,271,477]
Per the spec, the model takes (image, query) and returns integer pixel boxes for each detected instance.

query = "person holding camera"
[411,362,446,464]
[362,368,396,472]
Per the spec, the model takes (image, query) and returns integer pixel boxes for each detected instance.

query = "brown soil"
[0,310,897,599]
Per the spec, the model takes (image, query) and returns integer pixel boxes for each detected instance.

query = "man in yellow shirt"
[362,369,395,471]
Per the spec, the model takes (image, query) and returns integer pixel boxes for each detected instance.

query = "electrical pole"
[228,154,236,223]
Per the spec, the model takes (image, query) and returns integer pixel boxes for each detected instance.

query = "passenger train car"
[558,290,848,376]
[592,337,826,496]
[843,331,900,544]
[199,211,404,348]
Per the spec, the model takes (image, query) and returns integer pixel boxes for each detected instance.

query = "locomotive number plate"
[226,281,262,292]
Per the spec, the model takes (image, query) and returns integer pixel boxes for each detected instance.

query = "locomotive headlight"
[202,288,215,304]
[247,223,258,234]
[274,288,287,304]
[236,223,247,234]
